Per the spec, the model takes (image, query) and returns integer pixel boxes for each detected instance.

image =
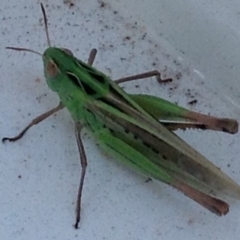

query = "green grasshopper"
[3,4,240,229]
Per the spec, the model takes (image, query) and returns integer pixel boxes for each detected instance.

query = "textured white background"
[1,0,240,239]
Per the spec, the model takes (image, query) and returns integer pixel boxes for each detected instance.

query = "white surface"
[1,0,240,239]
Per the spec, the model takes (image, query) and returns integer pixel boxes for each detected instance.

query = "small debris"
[63,0,75,7]
[188,99,198,105]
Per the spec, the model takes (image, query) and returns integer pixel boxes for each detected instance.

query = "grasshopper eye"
[61,48,73,56]
[46,60,59,78]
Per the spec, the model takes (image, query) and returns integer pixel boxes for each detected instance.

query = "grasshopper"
[3,4,240,228]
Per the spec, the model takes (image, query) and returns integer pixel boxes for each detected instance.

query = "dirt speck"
[188,99,198,105]
[63,0,75,7]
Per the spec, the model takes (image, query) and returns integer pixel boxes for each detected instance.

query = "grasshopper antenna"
[5,4,50,56]
[40,3,51,47]
[6,47,42,56]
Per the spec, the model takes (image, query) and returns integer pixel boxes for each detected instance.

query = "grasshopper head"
[43,47,76,92]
